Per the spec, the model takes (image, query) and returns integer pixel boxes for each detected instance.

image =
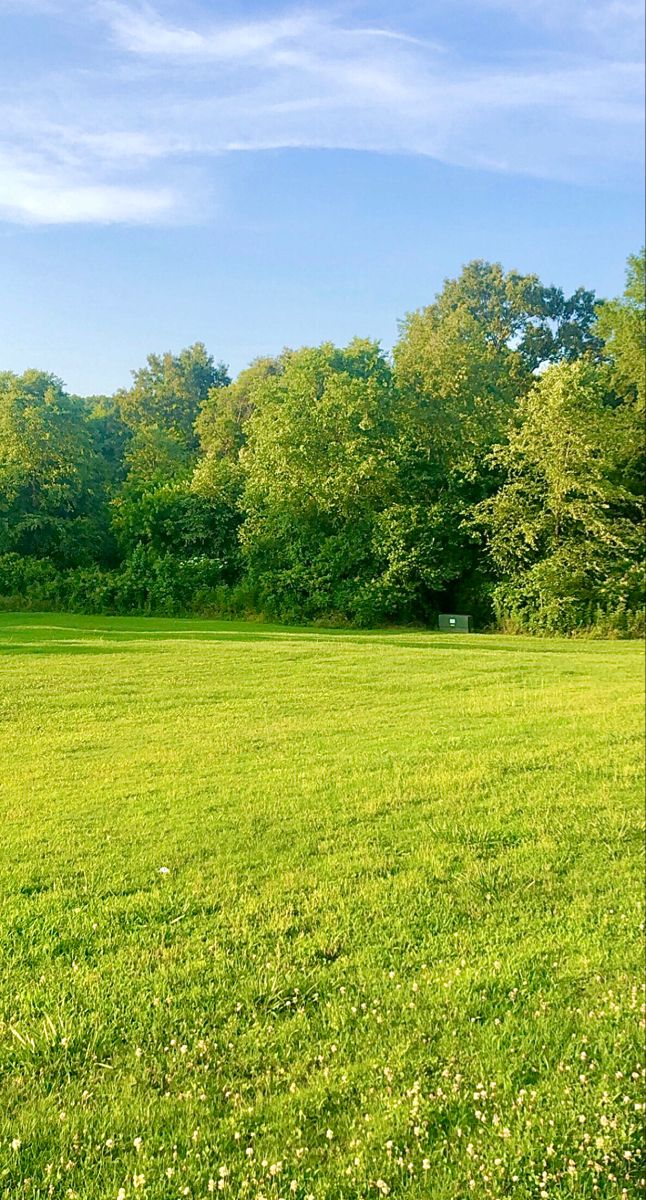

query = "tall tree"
[397,261,600,386]
[388,261,603,620]
[595,248,645,410]
[239,340,399,621]
[476,359,644,630]
[117,343,229,477]
[110,344,234,564]
[0,371,109,565]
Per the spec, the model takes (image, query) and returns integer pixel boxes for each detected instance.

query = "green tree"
[239,340,399,621]
[476,359,644,630]
[110,344,236,568]
[388,261,603,621]
[196,357,281,462]
[0,371,109,565]
[84,394,131,488]
[117,343,229,473]
[390,265,522,619]
[183,362,278,581]
[397,261,600,385]
[122,424,194,486]
[110,477,240,580]
[595,248,645,409]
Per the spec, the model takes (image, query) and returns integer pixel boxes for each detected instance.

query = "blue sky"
[0,0,643,395]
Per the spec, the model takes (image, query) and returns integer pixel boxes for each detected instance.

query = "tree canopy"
[1,253,643,633]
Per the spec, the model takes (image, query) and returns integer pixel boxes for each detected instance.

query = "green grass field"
[0,613,643,1200]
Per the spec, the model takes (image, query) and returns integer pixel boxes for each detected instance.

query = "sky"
[0,0,643,395]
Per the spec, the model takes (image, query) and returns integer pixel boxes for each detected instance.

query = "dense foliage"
[1,254,643,632]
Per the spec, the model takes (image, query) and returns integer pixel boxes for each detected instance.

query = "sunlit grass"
[0,613,643,1199]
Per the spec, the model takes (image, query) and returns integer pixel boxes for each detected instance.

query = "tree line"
[1,253,643,633]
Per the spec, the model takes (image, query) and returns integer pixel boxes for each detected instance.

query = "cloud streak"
[0,0,642,224]
[102,3,318,59]
[0,155,178,224]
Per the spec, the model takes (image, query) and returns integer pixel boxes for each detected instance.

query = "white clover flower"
[158,866,170,875]
[11,1138,21,1151]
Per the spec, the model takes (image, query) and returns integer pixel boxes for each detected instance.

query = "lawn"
[0,612,643,1200]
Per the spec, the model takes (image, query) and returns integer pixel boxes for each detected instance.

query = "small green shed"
[438,613,472,632]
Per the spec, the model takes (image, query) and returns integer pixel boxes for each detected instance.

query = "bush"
[0,549,643,636]
[0,554,61,608]
[0,549,232,618]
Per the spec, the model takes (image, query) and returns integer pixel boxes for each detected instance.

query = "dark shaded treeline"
[1,254,644,633]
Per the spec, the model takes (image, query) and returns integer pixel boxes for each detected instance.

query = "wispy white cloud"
[102,2,317,59]
[0,147,180,224]
[102,2,434,59]
[0,0,642,224]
